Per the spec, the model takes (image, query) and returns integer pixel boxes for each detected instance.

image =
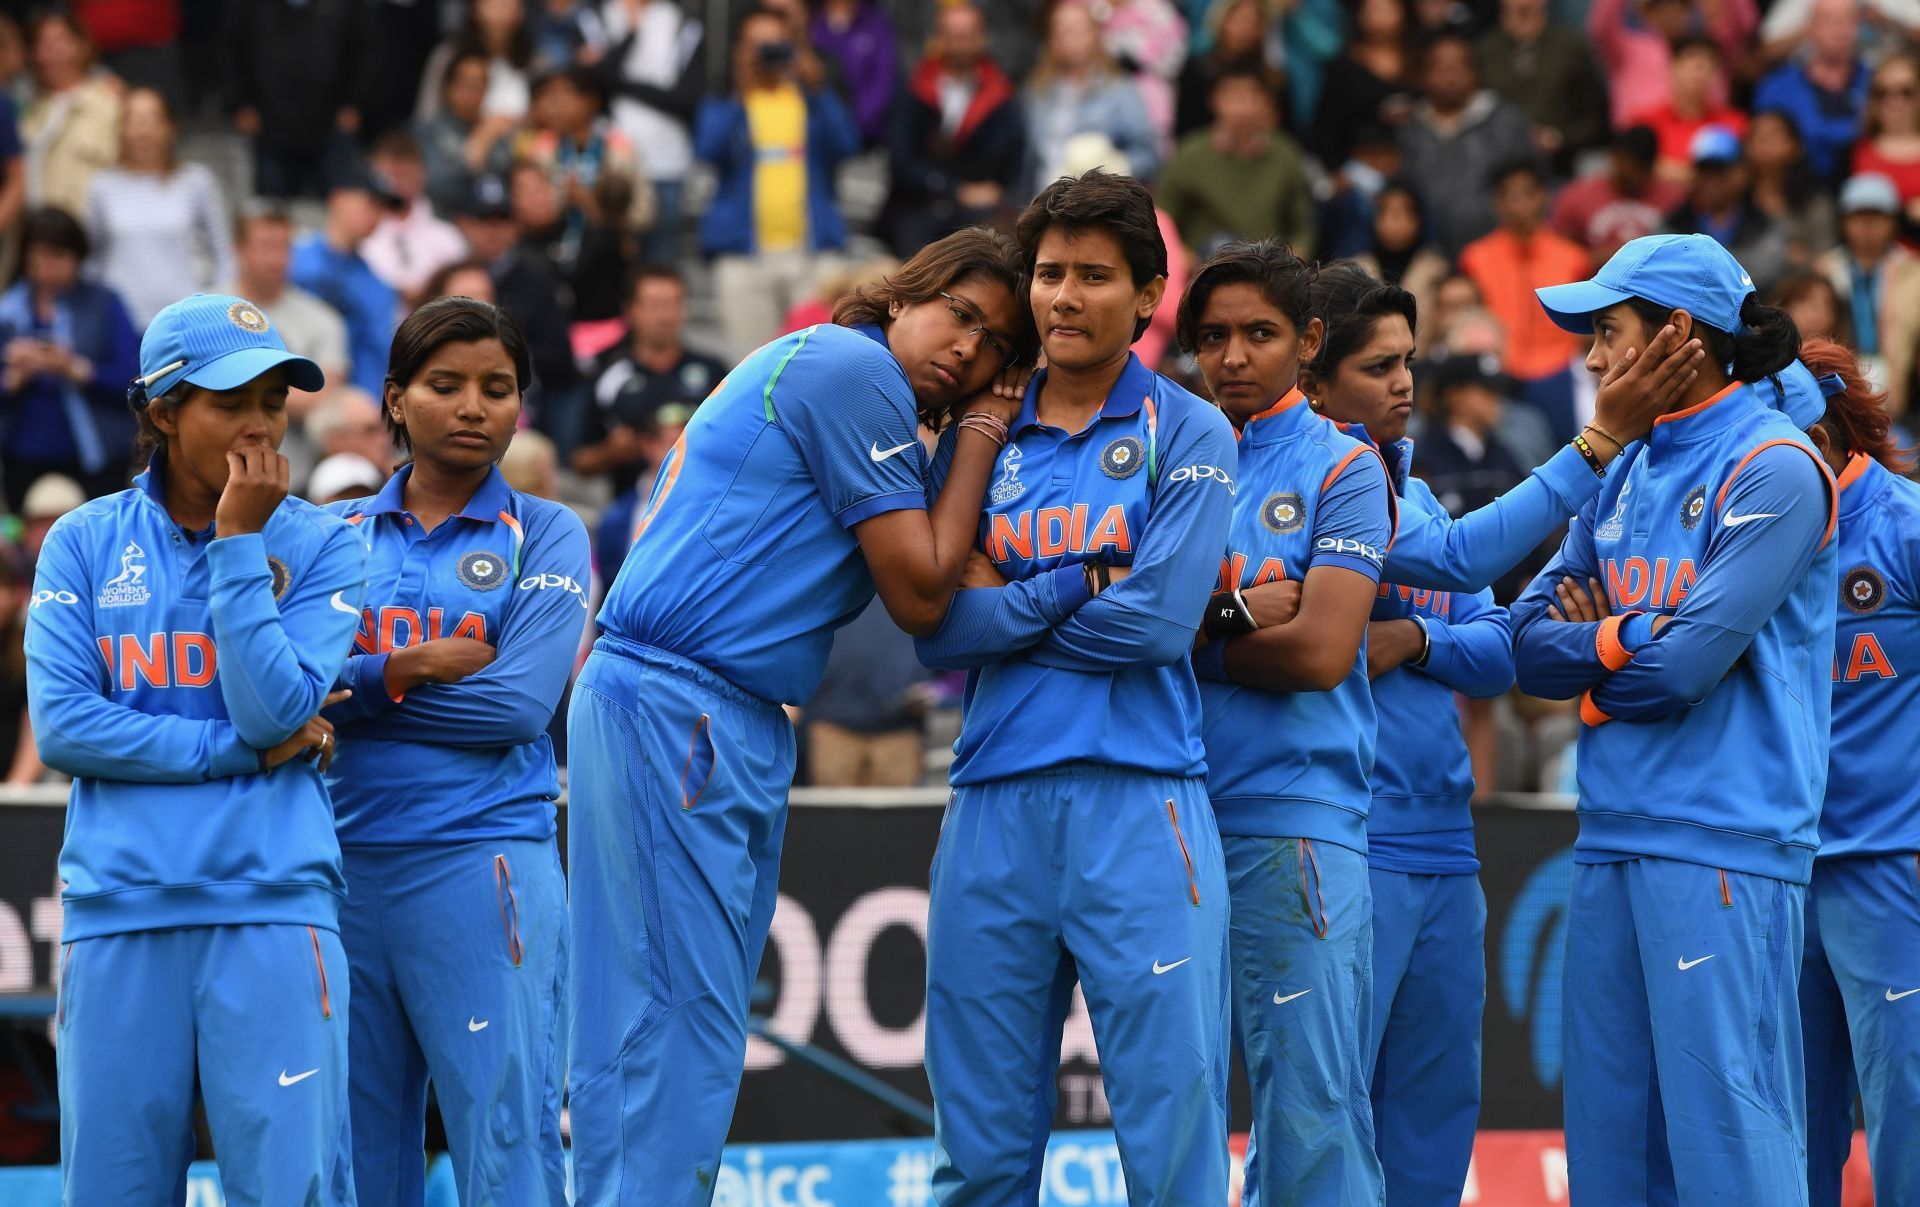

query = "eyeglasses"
[939,291,1018,364]
[1875,84,1917,99]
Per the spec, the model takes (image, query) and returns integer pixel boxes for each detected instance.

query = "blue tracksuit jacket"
[1512,382,1839,882]
[597,323,933,706]
[1192,388,1395,850]
[322,465,589,845]
[1822,453,1920,857]
[915,353,1238,783]
[1369,477,1516,873]
[24,459,369,940]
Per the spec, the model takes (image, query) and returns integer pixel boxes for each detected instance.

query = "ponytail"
[1796,336,1913,473]
[1728,295,1801,384]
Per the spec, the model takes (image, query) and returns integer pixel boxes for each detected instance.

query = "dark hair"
[735,5,790,41]
[134,382,190,459]
[1747,109,1822,211]
[370,127,424,163]
[1306,260,1419,379]
[442,47,491,93]
[1624,293,1800,384]
[1770,270,1854,347]
[1421,26,1475,63]
[1015,169,1167,340]
[234,199,292,244]
[25,8,91,61]
[20,206,88,262]
[383,297,534,452]
[832,226,1037,424]
[1175,240,1314,354]
[1210,63,1280,101]
[1487,154,1546,191]
[628,262,686,301]
[531,64,605,108]
[1796,336,1912,472]
[1671,33,1721,62]
[452,5,533,70]
[1613,124,1659,166]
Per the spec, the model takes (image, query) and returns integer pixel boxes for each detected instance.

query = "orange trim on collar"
[1653,381,1742,427]
[1837,452,1874,494]
[1236,386,1305,436]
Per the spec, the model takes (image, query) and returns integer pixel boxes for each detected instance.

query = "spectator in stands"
[1551,125,1685,268]
[518,67,652,250]
[1354,178,1449,351]
[1853,52,1920,218]
[809,0,897,148]
[290,169,399,399]
[697,6,858,361]
[20,470,82,565]
[574,265,726,497]
[1396,30,1534,257]
[591,398,692,585]
[418,51,516,220]
[0,73,24,280]
[74,0,184,107]
[1317,123,1403,259]
[1157,67,1315,256]
[1022,1,1160,197]
[418,0,536,123]
[805,596,935,787]
[1820,173,1917,367]
[1746,110,1838,267]
[1477,0,1608,172]
[531,0,608,69]
[1458,157,1589,441]
[362,0,446,139]
[226,205,351,394]
[361,129,470,308]
[20,11,119,216]
[1759,0,1919,69]
[425,257,500,304]
[510,157,628,328]
[1633,37,1750,183]
[306,389,398,477]
[83,87,233,330]
[453,173,584,453]
[1751,0,1866,184]
[1587,0,1755,133]
[225,0,372,199]
[0,538,38,785]
[1772,269,1853,348]
[1174,0,1283,139]
[1310,0,1414,170]
[1088,0,1189,142]
[1666,126,1792,293]
[0,207,137,509]
[1415,353,1536,599]
[501,428,563,499]
[593,0,707,264]
[882,0,1024,258]
[304,451,386,506]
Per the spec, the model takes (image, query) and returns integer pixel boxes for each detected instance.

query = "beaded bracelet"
[1572,432,1607,478]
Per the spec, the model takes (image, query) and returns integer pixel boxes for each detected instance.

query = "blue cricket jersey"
[1367,476,1516,874]
[24,457,369,941]
[322,465,590,846]
[1512,382,1839,883]
[1190,388,1394,850]
[916,354,1237,784]
[1821,454,1920,859]
[597,324,931,706]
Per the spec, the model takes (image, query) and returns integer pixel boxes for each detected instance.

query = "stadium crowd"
[0,0,1914,793]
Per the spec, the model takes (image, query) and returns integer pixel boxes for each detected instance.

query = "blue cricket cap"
[1534,233,1755,336]
[134,293,325,405]
[1771,358,1845,430]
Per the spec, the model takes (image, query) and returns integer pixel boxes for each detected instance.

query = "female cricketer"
[1174,240,1394,1207]
[1777,339,1920,1207]
[566,226,1034,1204]
[26,292,366,1204]
[322,297,584,1207]
[1514,233,1837,1204]
[916,171,1238,1205]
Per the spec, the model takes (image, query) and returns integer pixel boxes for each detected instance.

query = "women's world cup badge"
[458,550,510,591]
[1100,436,1145,479]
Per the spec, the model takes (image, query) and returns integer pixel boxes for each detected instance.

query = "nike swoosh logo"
[1273,989,1313,1005]
[278,1068,319,1087]
[1151,957,1192,975]
[1678,955,1715,971]
[870,440,916,462]
[1888,988,1920,1002]
[468,1017,489,1032]
[329,591,358,616]
[1721,512,1779,528]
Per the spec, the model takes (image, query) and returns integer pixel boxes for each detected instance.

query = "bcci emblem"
[989,444,1025,504]
[457,551,509,591]
[1680,485,1707,531]
[267,556,292,601]
[1099,436,1145,480]
[1261,492,1305,534]
[226,300,269,334]
[1843,566,1886,614]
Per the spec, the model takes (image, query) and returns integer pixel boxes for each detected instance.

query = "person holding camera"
[694,5,858,361]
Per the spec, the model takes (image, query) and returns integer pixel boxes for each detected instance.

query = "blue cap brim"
[1534,280,1636,334]
[162,346,325,397]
